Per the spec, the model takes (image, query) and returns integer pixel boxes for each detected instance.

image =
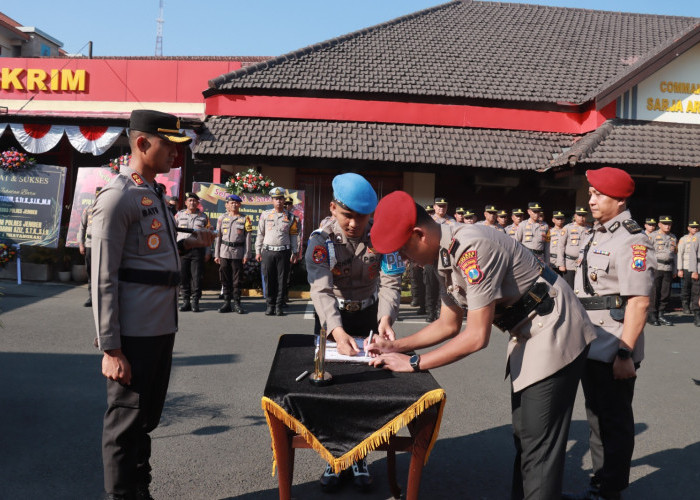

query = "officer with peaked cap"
[463,208,477,224]
[454,206,466,223]
[305,172,401,491]
[478,204,504,232]
[560,207,589,288]
[496,209,509,229]
[175,191,210,312]
[78,186,102,307]
[550,210,567,274]
[678,220,700,315]
[643,217,657,237]
[425,197,456,322]
[564,167,655,500]
[91,109,214,499]
[255,186,299,316]
[214,194,253,313]
[515,202,550,265]
[685,220,700,326]
[648,215,677,326]
[505,208,524,238]
[367,191,596,500]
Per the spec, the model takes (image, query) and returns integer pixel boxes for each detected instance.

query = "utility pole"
[155,0,164,56]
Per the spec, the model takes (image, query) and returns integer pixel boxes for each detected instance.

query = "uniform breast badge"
[147,234,161,250]
[150,219,162,230]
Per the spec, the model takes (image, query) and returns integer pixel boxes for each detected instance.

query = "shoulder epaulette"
[622,219,642,234]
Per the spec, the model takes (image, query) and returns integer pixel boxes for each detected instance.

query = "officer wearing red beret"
[367,190,596,500]
[563,167,656,500]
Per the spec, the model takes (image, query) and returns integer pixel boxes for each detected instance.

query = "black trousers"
[219,258,243,300]
[650,270,673,313]
[102,334,175,495]
[262,248,290,307]
[410,265,425,307]
[680,269,692,309]
[581,359,638,495]
[314,302,379,338]
[423,263,440,315]
[85,247,92,295]
[180,248,205,300]
[562,269,575,289]
[511,346,588,500]
[691,276,700,313]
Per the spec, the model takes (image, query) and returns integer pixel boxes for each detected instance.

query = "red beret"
[370,191,416,254]
[586,167,634,198]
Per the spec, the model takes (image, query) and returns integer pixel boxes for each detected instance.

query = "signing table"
[262,334,446,499]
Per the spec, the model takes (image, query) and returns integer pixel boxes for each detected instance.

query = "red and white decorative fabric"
[9,123,65,154]
[65,126,124,156]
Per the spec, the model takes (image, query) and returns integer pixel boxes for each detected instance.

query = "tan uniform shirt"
[650,230,677,273]
[77,205,94,248]
[549,226,566,268]
[215,213,252,260]
[174,209,209,242]
[574,210,655,363]
[477,220,506,233]
[254,209,299,255]
[504,223,519,239]
[687,236,700,273]
[678,233,692,271]
[562,222,587,271]
[90,167,180,351]
[515,219,550,265]
[436,224,596,392]
[433,214,456,226]
[305,218,401,336]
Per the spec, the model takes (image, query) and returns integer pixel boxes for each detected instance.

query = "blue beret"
[226,194,242,202]
[332,173,377,215]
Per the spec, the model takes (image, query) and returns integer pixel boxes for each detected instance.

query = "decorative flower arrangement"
[108,153,131,173]
[226,168,274,194]
[0,242,17,269]
[0,148,36,172]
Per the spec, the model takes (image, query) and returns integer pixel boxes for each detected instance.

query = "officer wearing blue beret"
[305,172,402,492]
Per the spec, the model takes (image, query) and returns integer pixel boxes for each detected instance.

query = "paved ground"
[1,280,699,499]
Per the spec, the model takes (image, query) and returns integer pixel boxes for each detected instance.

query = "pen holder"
[310,329,333,386]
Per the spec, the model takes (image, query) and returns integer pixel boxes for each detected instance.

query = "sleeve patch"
[312,245,328,264]
[458,250,484,284]
[631,244,647,272]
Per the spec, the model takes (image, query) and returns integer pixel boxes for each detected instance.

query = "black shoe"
[351,458,372,491]
[84,298,92,307]
[683,306,692,315]
[426,314,437,322]
[416,307,426,315]
[275,307,285,316]
[410,299,419,307]
[319,463,342,492]
[218,300,232,313]
[281,301,289,308]
[265,305,275,316]
[658,315,673,326]
[179,300,191,312]
[694,314,700,327]
[562,487,619,500]
[647,313,659,326]
[233,301,246,314]
[135,485,154,500]
[191,300,200,313]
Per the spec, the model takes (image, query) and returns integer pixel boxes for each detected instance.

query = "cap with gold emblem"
[689,220,700,228]
[484,204,497,213]
[425,204,434,213]
[659,215,672,224]
[512,208,524,215]
[269,187,285,198]
[434,197,448,205]
[129,109,192,144]
[184,192,199,201]
[552,210,565,218]
[575,206,588,215]
[455,207,466,214]
[645,217,657,225]
[497,209,508,217]
[528,202,543,211]
[284,196,294,205]
[464,209,475,217]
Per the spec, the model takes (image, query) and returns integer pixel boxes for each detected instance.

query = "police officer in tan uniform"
[306,172,401,491]
[255,186,299,316]
[648,215,677,326]
[560,206,589,288]
[564,167,655,500]
[78,186,101,307]
[676,221,698,315]
[685,222,700,326]
[368,191,596,500]
[505,208,524,238]
[515,202,550,265]
[477,204,505,232]
[463,208,477,224]
[175,192,210,312]
[454,206,466,223]
[496,209,509,230]
[91,110,214,499]
[549,210,566,273]
[643,217,657,237]
[214,194,252,314]
[425,197,455,322]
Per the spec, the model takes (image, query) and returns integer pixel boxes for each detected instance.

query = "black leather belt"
[118,268,181,287]
[531,249,544,255]
[550,253,558,258]
[222,241,244,248]
[565,254,577,260]
[658,259,673,264]
[493,266,558,332]
[578,295,624,310]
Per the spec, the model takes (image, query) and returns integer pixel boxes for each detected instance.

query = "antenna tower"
[155,0,164,56]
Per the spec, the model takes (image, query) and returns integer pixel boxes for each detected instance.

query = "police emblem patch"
[131,173,144,185]
[631,244,647,271]
[312,245,328,264]
[147,234,160,250]
[141,197,153,206]
[458,250,484,284]
[150,219,162,230]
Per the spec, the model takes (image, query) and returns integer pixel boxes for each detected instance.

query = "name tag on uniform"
[381,251,406,275]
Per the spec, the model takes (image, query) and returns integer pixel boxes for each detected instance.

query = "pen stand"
[310,329,333,386]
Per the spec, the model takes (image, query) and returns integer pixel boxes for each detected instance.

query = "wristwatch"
[616,347,632,360]
[409,354,421,372]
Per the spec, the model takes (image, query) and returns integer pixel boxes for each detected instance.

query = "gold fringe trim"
[262,389,446,475]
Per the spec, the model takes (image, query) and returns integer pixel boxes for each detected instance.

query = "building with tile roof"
[196,0,700,235]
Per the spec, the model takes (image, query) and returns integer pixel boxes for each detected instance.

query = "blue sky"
[3,0,699,58]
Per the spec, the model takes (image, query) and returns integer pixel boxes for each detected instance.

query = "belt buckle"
[345,301,360,312]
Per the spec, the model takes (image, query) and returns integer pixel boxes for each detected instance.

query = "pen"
[367,330,374,346]
[295,370,309,382]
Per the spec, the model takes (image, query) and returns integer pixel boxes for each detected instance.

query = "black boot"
[265,304,275,316]
[84,297,92,307]
[657,314,673,326]
[192,299,200,313]
[647,312,660,326]
[218,298,232,313]
[694,312,700,327]
[275,303,285,316]
[179,298,191,312]
[683,305,692,314]
[233,300,246,314]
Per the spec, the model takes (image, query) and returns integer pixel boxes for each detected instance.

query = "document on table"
[316,336,372,363]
